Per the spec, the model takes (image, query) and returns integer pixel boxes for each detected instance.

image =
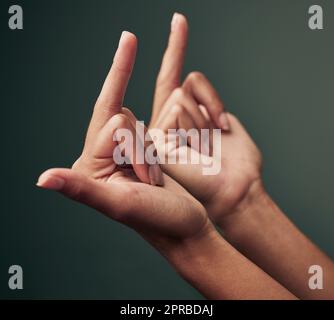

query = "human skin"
[150,13,334,299]
[37,31,296,300]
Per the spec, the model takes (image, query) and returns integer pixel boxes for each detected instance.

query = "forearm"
[219,180,334,299]
[155,222,297,300]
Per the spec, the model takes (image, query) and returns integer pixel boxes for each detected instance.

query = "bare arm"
[149,13,334,299]
[162,223,297,300]
[219,180,334,299]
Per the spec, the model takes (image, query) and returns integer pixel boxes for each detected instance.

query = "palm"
[206,114,262,220]
[73,157,208,239]
[159,113,261,222]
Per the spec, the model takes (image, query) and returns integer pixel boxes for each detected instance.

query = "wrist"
[218,179,278,239]
[154,221,229,291]
[166,221,222,258]
[151,216,296,300]
[230,179,269,216]
[218,179,271,228]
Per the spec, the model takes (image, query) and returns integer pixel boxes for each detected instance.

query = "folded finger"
[183,72,230,131]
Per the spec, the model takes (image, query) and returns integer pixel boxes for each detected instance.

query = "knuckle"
[186,71,204,82]
[172,103,184,116]
[172,87,185,100]
[121,107,131,115]
[156,75,179,90]
[110,113,130,128]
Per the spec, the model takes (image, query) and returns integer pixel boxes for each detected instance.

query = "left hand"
[150,14,262,223]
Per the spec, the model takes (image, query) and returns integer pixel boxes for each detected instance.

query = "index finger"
[151,13,188,123]
[86,31,137,143]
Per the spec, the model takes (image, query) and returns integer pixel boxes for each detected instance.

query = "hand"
[37,31,209,250]
[37,25,299,301]
[151,14,334,300]
[150,14,262,223]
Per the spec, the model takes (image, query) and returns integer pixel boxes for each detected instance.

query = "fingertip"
[36,168,74,190]
[119,31,137,49]
[36,170,66,191]
[171,12,188,32]
[113,31,137,72]
[149,164,164,187]
[218,112,230,131]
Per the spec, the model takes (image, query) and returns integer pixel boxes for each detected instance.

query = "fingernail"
[119,30,134,47]
[36,175,65,190]
[219,112,230,131]
[149,164,164,187]
[171,13,180,32]
[119,31,128,44]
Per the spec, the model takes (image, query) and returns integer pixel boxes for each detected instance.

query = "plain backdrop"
[0,0,333,299]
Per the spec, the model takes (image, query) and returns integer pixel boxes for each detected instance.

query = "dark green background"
[0,0,333,299]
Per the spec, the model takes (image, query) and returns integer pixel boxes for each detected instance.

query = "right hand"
[37,31,210,249]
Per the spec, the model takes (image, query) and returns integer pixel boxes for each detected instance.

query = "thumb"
[36,168,129,221]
